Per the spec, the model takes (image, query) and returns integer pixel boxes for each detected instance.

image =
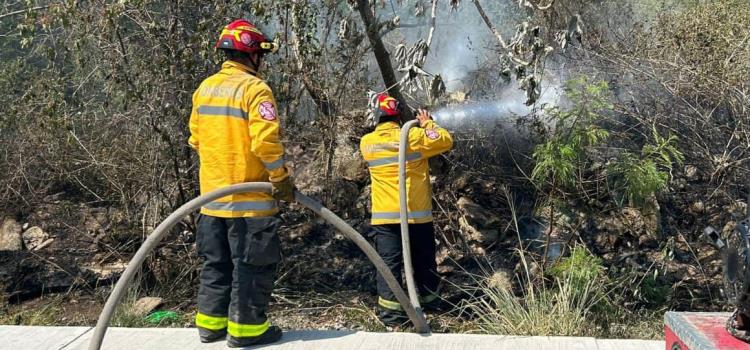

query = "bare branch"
[472,0,508,48]
[425,0,438,48]
[535,0,555,11]
[0,5,49,20]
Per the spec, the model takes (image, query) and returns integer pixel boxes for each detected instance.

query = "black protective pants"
[195,215,281,341]
[370,223,439,324]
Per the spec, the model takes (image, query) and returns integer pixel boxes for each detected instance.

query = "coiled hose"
[88,182,429,350]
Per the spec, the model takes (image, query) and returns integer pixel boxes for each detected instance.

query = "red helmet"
[376,93,401,118]
[215,19,278,55]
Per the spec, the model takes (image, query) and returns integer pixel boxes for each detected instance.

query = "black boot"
[227,326,283,348]
[422,298,448,313]
[378,308,409,328]
[199,328,227,343]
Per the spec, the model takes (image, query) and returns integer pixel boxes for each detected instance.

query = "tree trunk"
[356,0,413,120]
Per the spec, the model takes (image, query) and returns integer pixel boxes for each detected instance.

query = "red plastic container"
[665,312,750,349]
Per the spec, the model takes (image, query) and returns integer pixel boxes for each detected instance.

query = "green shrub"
[611,125,684,207]
[531,77,611,190]
[548,245,605,297]
[631,272,672,307]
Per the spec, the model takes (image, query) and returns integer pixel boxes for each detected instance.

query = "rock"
[84,261,127,280]
[0,218,23,251]
[132,297,164,316]
[457,197,502,245]
[22,226,49,250]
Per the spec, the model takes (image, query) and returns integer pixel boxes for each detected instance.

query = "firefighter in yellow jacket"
[360,93,453,326]
[188,19,293,347]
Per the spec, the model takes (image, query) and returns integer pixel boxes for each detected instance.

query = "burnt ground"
[0,162,733,338]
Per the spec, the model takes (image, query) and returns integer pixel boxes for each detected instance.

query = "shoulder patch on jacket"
[425,129,439,140]
[259,101,277,121]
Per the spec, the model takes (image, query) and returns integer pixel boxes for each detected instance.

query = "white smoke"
[421,5,489,91]
[380,2,565,126]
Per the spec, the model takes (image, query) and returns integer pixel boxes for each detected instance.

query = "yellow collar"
[375,121,401,131]
[222,60,258,76]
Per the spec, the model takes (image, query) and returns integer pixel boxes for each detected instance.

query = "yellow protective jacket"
[360,120,453,225]
[188,61,288,218]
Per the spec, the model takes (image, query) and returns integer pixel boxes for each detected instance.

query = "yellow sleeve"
[188,89,200,150]
[247,82,289,181]
[408,120,453,159]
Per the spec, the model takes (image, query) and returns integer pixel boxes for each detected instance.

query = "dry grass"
[456,268,603,336]
[0,295,91,326]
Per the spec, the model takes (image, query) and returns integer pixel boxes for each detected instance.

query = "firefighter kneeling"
[360,93,454,326]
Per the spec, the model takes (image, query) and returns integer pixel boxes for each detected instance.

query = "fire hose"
[398,120,427,326]
[88,182,430,350]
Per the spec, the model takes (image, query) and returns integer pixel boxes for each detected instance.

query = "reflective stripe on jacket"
[188,60,288,218]
[360,120,453,225]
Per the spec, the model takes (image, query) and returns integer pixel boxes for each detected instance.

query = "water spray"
[432,100,519,125]
[430,83,563,126]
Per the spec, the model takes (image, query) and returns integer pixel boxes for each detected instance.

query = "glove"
[271,176,296,202]
[416,109,433,127]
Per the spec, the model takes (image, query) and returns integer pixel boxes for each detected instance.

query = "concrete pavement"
[0,326,664,350]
